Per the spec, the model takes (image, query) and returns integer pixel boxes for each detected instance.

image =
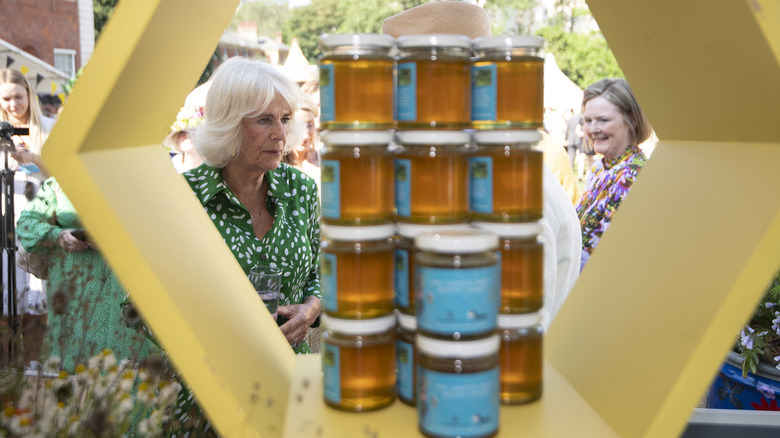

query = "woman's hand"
[277,296,322,348]
[11,148,34,164]
[57,229,89,253]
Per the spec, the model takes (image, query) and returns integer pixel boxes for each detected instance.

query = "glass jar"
[320,131,395,225]
[395,34,472,129]
[417,334,500,438]
[415,229,499,339]
[469,130,543,222]
[321,224,396,318]
[471,36,545,129]
[318,33,395,130]
[322,314,397,412]
[498,313,543,405]
[395,130,471,224]
[396,310,417,407]
[472,221,544,314]
[394,222,472,314]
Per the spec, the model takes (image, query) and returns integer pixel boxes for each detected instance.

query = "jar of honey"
[394,222,472,314]
[471,36,545,129]
[395,34,472,129]
[318,33,395,130]
[498,312,543,405]
[417,334,500,438]
[395,130,471,224]
[472,221,544,314]
[396,310,417,407]
[414,229,499,340]
[320,131,395,225]
[322,313,397,412]
[469,130,543,222]
[321,224,396,318]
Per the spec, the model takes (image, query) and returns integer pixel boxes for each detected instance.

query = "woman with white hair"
[184,57,322,353]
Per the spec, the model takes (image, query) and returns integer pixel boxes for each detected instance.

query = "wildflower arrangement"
[735,269,780,377]
[169,105,205,135]
[0,349,181,437]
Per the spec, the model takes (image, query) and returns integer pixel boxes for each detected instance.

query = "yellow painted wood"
[40,1,296,436]
[37,0,780,436]
[749,0,780,63]
[283,355,619,437]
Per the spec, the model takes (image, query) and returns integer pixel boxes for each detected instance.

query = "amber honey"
[498,313,543,404]
[320,131,394,225]
[395,131,470,224]
[318,34,395,129]
[473,221,543,313]
[322,314,397,412]
[395,34,472,128]
[472,36,545,129]
[321,224,395,318]
[470,130,543,222]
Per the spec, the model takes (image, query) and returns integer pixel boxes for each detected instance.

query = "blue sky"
[289,0,311,7]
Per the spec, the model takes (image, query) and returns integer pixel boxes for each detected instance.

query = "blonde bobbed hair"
[195,57,303,168]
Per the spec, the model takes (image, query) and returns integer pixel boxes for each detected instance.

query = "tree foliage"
[93,0,120,41]
[536,24,624,89]
[229,0,291,37]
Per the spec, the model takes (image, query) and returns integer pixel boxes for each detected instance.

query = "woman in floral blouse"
[184,57,321,353]
[575,79,652,271]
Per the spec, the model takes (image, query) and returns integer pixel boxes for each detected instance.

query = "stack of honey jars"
[318,33,398,413]
[316,32,547,433]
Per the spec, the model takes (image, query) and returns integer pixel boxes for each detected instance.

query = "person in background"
[283,94,321,187]
[185,57,322,353]
[383,1,581,326]
[565,109,584,167]
[576,78,651,271]
[164,104,205,173]
[0,68,56,366]
[538,127,582,205]
[16,177,161,371]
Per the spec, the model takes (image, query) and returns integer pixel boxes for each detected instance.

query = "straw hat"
[382,1,491,39]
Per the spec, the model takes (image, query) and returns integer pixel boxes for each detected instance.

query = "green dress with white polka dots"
[183,162,322,354]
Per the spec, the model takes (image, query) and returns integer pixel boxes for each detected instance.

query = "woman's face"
[582,96,632,159]
[237,95,292,172]
[296,109,317,150]
[0,83,30,124]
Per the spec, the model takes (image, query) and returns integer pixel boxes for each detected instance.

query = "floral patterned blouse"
[183,162,321,353]
[575,144,646,271]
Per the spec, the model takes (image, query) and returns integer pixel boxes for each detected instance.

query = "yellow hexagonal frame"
[40,0,780,437]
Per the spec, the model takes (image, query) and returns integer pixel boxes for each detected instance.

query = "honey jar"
[394,222,472,314]
[498,312,543,404]
[469,130,543,222]
[322,313,397,412]
[417,334,500,438]
[395,130,471,224]
[471,36,545,129]
[395,34,472,129]
[320,130,395,225]
[318,33,395,130]
[321,224,395,318]
[472,221,544,314]
[414,229,499,340]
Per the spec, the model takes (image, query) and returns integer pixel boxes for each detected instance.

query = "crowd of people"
[0,2,655,434]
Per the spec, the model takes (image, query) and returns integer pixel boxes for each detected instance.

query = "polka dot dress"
[184,162,322,354]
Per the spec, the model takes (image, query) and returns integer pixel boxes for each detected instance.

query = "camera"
[0,121,29,152]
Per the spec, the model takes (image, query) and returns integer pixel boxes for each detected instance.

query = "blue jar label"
[396,62,417,121]
[395,159,412,217]
[321,160,341,219]
[321,252,338,312]
[322,343,341,403]
[320,64,335,122]
[417,265,499,336]
[396,337,415,401]
[469,156,494,213]
[418,367,499,437]
[394,249,410,309]
[471,64,497,121]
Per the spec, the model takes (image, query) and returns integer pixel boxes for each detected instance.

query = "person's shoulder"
[40,116,57,133]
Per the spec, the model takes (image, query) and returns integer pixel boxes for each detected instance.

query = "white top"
[396,33,472,50]
[396,222,472,239]
[497,312,543,329]
[472,221,543,238]
[395,130,471,146]
[321,223,396,241]
[318,33,394,49]
[321,130,394,146]
[472,35,545,51]
[322,313,396,335]
[415,229,498,253]
[473,129,542,145]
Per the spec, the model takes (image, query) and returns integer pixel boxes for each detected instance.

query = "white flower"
[157,381,182,409]
[43,356,61,374]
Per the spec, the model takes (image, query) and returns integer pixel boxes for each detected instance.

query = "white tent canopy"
[1,38,70,98]
[544,53,583,112]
